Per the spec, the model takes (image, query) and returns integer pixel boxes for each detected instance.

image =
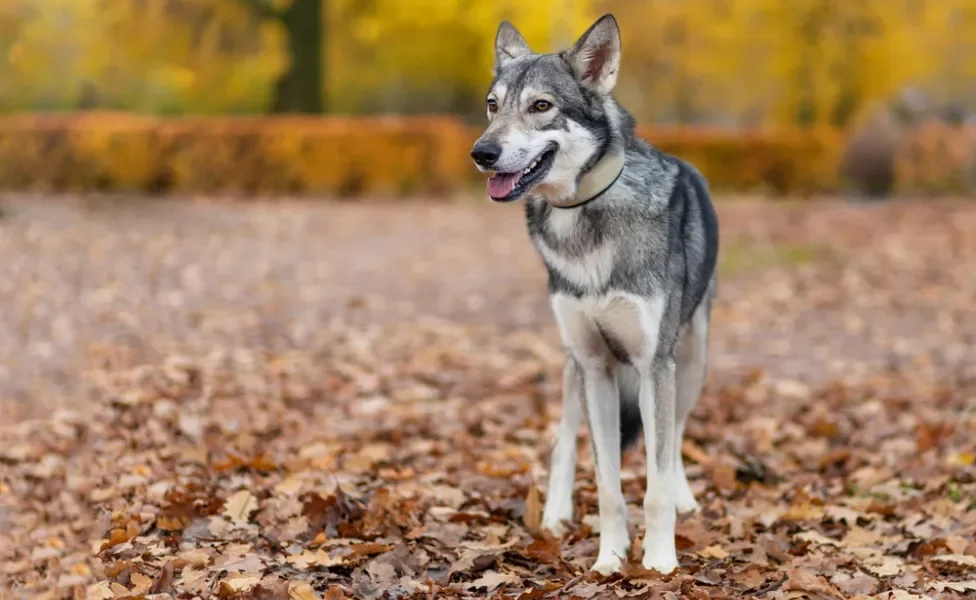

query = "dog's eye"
[533,100,552,112]
[487,99,498,113]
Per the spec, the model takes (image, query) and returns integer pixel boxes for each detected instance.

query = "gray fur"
[473,14,719,575]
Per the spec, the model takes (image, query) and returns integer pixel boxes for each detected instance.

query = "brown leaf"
[223,490,259,524]
[731,568,767,589]
[781,499,824,522]
[366,559,397,582]
[525,538,561,564]
[929,580,976,593]
[930,554,976,574]
[831,572,879,596]
[523,485,542,533]
[463,570,520,593]
[150,560,175,594]
[682,439,714,466]
[712,463,738,494]
[350,543,392,557]
[782,569,843,599]
[129,572,153,595]
[697,545,729,559]
[322,586,349,600]
[86,582,115,600]
[852,548,904,576]
[288,582,319,600]
[945,535,969,554]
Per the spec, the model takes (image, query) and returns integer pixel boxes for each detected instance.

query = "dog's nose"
[471,141,502,167]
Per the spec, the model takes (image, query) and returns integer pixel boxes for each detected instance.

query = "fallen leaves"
[4,199,976,599]
[223,490,260,524]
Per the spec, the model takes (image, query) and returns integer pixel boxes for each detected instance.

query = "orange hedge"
[0,113,472,197]
[637,127,844,196]
[0,112,964,197]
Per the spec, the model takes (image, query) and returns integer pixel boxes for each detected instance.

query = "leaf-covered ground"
[1,196,975,599]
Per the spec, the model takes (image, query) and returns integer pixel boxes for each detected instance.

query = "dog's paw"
[673,475,700,515]
[641,541,679,574]
[590,553,625,576]
[540,515,570,538]
[674,494,700,515]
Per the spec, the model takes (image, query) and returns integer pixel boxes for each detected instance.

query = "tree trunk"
[272,0,324,113]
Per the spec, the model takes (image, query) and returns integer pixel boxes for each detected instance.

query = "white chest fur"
[550,293,665,366]
[534,235,617,292]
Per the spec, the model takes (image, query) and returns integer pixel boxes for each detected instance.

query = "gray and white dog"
[471,14,719,575]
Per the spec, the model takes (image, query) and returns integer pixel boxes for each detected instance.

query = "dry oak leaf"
[697,545,730,560]
[781,500,825,522]
[930,553,976,573]
[220,575,262,594]
[794,530,842,547]
[286,549,344,570]
[930,580,976,593]
[831,572,880,596]
[851,548,904,577]
[524,485,542,533]
[782,569,844,599]
[712,463,738,494]
[525,537,561,564]
[289,581,319,600]
[942,535,968,555]
[223,490,259,524]
[464,570,520,593]
[449,538,519,578]
[86,581,114,600]
[129,572,153,594]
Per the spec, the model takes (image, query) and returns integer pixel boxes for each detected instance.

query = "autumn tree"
[238,0,324,113]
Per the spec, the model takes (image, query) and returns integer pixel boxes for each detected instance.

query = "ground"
[1,195,975,600]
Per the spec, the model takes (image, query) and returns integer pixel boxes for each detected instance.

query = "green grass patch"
[718,239,825,276]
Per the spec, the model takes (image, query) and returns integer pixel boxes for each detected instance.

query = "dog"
[470,14,719,575]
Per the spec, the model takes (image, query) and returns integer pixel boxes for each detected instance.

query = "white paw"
[591,552,625,576]
[674,492,700,515]
[540,513,571,538]
[642,540,679,574]
[673,475,700,514]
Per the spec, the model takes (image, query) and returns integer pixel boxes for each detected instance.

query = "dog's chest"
[532,209,616,292]
[551,293,664,364]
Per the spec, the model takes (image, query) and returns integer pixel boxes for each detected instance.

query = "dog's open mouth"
[487,146,557,202]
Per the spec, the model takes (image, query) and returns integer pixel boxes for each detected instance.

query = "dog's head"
[471,14,622,206]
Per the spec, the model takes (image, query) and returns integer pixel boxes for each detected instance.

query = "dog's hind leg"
[541,356,583,537]
[672,299,710,514]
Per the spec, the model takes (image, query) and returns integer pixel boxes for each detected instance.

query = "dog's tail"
[619,366,642,450]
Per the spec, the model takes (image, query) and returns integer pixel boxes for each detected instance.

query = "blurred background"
[0,0,973,196]
[1,0,975,122]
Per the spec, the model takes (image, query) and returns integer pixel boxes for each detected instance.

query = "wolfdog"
[470,14,719,575]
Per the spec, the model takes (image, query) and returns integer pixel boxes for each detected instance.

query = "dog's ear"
[567,14,621,95]
[495,21,531,73]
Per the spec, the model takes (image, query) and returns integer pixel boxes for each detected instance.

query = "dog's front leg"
[581,359,630,575]
[542,356,583,537]
[638,355,679,573]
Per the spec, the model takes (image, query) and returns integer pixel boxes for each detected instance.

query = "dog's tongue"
[487,172,520,198]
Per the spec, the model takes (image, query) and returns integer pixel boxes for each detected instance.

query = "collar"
[549,150,626,209]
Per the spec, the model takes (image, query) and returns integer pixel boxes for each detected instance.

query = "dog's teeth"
[524,167,531,174]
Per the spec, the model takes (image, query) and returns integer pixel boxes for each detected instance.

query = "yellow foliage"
[1,0,976,126]
[0,114,968,198]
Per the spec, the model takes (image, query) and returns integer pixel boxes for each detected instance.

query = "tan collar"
[550,151,626,209]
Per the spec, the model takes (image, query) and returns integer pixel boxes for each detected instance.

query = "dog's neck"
[551,149,626,210]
